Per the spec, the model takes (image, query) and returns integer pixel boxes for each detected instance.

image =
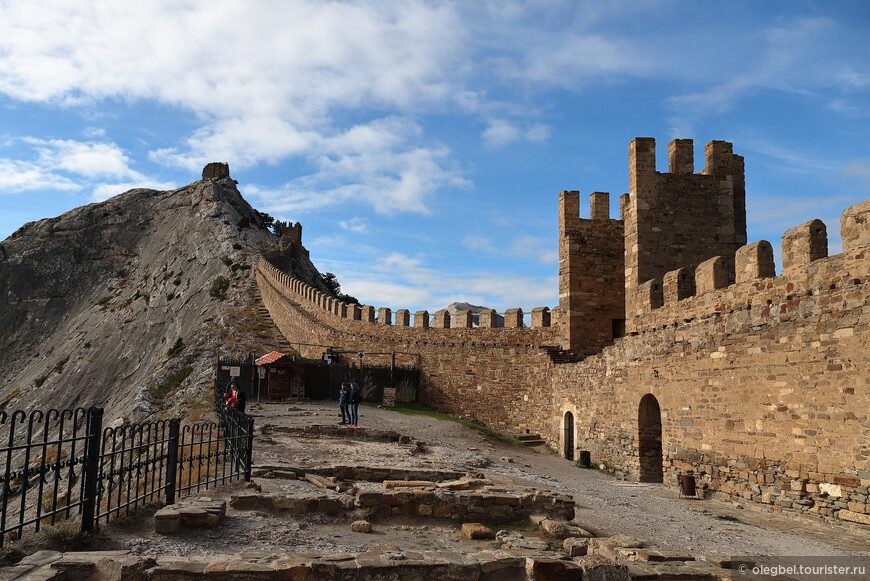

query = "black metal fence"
[0,393,255,545]
[319,358,419,404]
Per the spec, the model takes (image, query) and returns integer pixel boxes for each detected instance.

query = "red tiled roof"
[255,351,286,366]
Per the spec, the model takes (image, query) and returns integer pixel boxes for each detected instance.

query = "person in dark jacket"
[224,380,246,414]
[349,382,361,427]
[338,383,350,425]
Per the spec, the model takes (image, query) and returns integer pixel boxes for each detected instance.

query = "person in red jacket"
[223,378,246,413]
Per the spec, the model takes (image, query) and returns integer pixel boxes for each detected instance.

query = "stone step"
[517,434,547,446]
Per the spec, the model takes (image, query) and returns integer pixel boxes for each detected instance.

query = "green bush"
[53,356,69,373]
[149,366,193,404]
[209,276,230,300]
[166,338,184,359]
[41,522,91,551]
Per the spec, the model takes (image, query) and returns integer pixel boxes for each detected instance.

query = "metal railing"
[0,392,255,545]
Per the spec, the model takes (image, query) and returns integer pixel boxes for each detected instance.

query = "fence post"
[164,418,181,505]
[80,407,103,536]
[244,416,255,482]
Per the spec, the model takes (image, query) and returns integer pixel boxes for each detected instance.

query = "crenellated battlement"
[625,138,746,316]
[559,137,750,351]
[257,258,556,334]
[625,199,870,333]
[558,190,625,351]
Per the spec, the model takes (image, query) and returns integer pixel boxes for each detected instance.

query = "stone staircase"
[517,433,547,447]
[250,282,295,355]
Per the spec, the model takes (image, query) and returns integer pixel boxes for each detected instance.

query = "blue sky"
[1,1,868,314]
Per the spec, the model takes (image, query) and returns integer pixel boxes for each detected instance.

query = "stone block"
[433,505,452,518]
[841,199,870,254]
[462,523,495,539]
[564,537,589,557]
[432,309,450,329]
[695,256,729,295]
[504,308,523,328]
[351,520,373,533]
[275,561,312,581]
[525,558,583,580]
[637,278,663,310]
[663,267,695,303]
[847,501,867,514]
[781,219,827,277]
[414,310,429,328]
[667,138,695,175]
[838,509,870,525]
[202,162,230,180]
[453,310,473,328]
[540,518,570,538]
[735,240,775,283]
[820,483,843,497]
[531,307,551,328]
[590,191,610,219]
[395,309,410,326]
[377,307,392,325]
[478,309,498,328]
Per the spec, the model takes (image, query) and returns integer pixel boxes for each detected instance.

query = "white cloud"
[510,235,558,264]
[90,180,176,202]
[463,233,556,264]
[665,17,859,131]
[82,127,106,139]
[741,138,841,174]
[482,120,521,148]
[245,117,469,216]
[0,1,478,217]
[0,159,80,192]
[482,119,552,148]
[0,137,170,203]
[23,138,145,180]
[462,235,498,254]
[333,250,557,312]
[515,34,645,88]
[339,218,368,234]
[342,267,557,313]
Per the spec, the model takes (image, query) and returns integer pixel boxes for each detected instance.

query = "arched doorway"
[638,394,663,483]
[563,411,574,460]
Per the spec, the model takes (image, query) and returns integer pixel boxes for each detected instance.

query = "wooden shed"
[254,351,303,401]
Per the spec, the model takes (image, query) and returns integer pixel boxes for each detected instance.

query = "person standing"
[225,381,246,414]
[338,382,350,425]
[349,381,361,427]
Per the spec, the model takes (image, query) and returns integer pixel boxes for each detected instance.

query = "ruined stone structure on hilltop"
[256,137,870,531]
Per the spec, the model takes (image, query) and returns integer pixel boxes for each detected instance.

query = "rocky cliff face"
[0,171,326,422]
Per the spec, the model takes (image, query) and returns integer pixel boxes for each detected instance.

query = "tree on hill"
[320,272,359,305]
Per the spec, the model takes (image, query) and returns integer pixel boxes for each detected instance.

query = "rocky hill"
[0,165,328,422]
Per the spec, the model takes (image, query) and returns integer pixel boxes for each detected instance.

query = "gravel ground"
[71,400,869,560]
[271,401,870,559]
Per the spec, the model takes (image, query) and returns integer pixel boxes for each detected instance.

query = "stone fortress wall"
[256,260,561,437]
[256,137,870,530]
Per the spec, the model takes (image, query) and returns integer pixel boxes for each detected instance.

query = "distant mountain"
[445,302,504,327]
[0,167,326,421]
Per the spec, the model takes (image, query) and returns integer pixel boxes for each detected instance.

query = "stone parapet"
[4,549,636,580]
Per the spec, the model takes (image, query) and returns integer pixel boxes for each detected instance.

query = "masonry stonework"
[257,138,870,531]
